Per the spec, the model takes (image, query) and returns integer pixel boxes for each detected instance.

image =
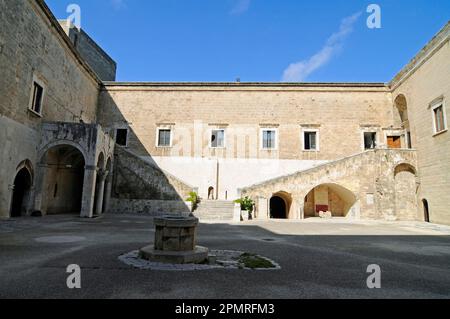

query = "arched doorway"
[394,94,412,149]
[40,144,85,215]
[10,167,33,217]
[270,196,287,219]
[423,199,430,223]
[208,186,215,200]
[394,163,418,220]
[304,183,357,218]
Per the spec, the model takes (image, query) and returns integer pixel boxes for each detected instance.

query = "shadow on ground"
[0,214,449,299]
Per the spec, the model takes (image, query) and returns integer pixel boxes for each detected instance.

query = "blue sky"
[46,0,450,82]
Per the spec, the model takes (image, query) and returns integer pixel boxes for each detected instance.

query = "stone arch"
[394,163,418,220]
[394,94,408,122]
[394,163,417,176]
[270,191,292,219]
[394,94,412,148]
[38,140,88,165]
[10,165,33,217]
[303,183,357,218]
[97,152,105,169]
[14,159,34,185]
[39,144,86,215]
[208,186,215,200]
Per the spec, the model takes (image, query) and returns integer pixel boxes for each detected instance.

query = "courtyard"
[0,214,449,299]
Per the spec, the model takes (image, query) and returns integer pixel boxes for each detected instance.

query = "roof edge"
[102,82,387,88]
[389,21,450,90]
[35,0,102,86]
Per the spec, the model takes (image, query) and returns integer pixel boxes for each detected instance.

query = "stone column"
[102,172,113,214]
[94,170,108,216]
[80,165,97,218]
[257,197,269,220]
[297,200,305,220]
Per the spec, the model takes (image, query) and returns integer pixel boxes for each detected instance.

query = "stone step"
[193,200,235,221]
[195,207,235,212]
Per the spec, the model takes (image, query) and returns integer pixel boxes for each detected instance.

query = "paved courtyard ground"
[0,214,450,299]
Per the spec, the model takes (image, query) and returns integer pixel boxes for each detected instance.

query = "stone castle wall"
[98,84,394,161]
[0,0,101,218]
[242,149,418,221]
[391,24,450,225]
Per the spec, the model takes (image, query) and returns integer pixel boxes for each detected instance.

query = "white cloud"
[282,12,361,82]
[230,0,251,15]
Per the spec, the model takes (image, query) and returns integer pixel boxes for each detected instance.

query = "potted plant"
[234,197,255,221]
[186,191,200,212]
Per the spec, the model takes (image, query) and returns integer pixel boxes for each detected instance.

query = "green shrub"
[234,196,255,212]
[186,191,200,210]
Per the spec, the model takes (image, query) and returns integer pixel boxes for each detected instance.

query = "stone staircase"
[194,200,236,221]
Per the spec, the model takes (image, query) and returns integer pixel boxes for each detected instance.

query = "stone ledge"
[139,245,209,264]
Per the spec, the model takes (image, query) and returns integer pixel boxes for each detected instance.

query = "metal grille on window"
[263,130,275,149]
[159,129,171,146]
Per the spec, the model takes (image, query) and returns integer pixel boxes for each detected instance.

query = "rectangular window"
[115,129,128,146]
[158,129,172,147]
[364,132,377,150]
[31,82,44,114]
[211,129,225,148]
[262,130,276,150]
[304,131,318,151]
[434,104,445,133]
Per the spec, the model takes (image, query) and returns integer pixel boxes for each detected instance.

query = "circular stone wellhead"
[139,215,209,264]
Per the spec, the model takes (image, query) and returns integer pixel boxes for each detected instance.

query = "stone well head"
[139,215,208,264]
[154,215,199,252]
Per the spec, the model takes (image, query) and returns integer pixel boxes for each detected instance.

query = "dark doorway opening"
[40,145,85,215]
[11,168,32,217]
[423,199,430,223]
[270,196,287,219]
[208,187,215,200]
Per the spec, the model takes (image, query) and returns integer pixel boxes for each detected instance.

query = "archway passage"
[394,94,412,149]
[270,196,287,219]
[208,187,215,200]
[40,145,85,215]
[10,168,32,217]
[394,164,418,220]
[304,183,357,218]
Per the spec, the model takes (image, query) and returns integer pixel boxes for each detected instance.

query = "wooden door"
[387,136,401,149]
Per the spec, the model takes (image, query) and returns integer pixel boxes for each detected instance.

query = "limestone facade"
[0,0,449,225]
[0,0,114,219]
[390,25,450,225]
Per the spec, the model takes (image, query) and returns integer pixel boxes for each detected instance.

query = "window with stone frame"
[364,132,377,150]
[262,129,276,150]
[158,129,172,147]
[30,81,44,114]
[211,129,225,148]
[303,130,318,151]
[433,104,446,134]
